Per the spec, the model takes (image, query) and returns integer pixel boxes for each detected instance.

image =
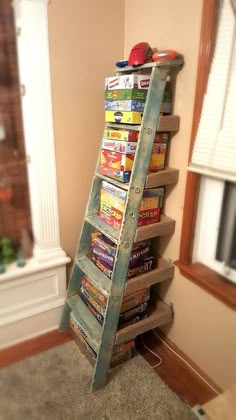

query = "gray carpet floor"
[0,341,196,420]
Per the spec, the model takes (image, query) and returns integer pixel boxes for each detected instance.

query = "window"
[193,178,236,284]
[175,0,236,309]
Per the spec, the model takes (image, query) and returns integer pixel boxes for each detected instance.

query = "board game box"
[105,100,145,112]
[105,74,150,90]
[99,180,164,230]
[104,89,147,101]
[103,128,168,143]
[105,110,143,124]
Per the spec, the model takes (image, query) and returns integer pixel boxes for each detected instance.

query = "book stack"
[79,274,150,328]
[89,231,156,280]
[100,129,169,182]
[70,312,135,367]
[99,180,164,230]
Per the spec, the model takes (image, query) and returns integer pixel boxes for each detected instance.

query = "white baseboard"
[0,301,64,349]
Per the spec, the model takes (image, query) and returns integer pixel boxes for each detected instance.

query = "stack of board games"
[100,129,169,182]
[70,312,135,367]
[104,73,172,125]
[104,74,150,124]
[89,231,155,280]
[79,274,150,328]
[99,180,164,230]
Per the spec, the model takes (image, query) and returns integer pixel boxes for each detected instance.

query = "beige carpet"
[0,341,196,420]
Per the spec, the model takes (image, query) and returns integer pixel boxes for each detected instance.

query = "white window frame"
[190,0,236,285]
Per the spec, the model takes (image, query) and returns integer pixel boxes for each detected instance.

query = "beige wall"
[125,0,236,390]
[48,0,125,259]
[48,0,236,390]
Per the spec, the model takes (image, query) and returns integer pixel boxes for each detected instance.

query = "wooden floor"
[0,330,72,369]
[0,328,221,407]
[137,329,221,407]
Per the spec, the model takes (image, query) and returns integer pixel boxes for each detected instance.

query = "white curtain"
[189,0,236,182]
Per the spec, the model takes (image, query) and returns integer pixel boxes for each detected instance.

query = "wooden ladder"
[59,60,183,391]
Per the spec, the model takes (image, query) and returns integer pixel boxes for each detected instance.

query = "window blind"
[189,0,236,182]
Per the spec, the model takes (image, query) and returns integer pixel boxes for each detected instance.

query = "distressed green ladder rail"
[59,60,183,391]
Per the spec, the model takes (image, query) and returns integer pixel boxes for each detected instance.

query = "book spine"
[80,291,104,326]
[70,312,98,351]
[121,293,150,313]
[119,303,148,321]
[81,285,106,315]
[70,317,97,359]
[81,276,107,306]
[127,256,155,278]
[118,313,148,329]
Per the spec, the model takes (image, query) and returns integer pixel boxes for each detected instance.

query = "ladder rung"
[85,215,119,244]
[67,294,102,354]
[96,172,129,191]
[115,59,184,73]
[145,168,179,189]
[134,215,175,242]
[97,169,179,193]
[115,300,172,345]
[125,257,174,295]
[76,256,111,296]
[105,116,179,133]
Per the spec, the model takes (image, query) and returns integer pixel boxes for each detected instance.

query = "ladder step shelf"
[106,115,180,133]
[85,214,175,246]
[97,168,179,191]
[77,256,173,300]
[115,300,172,345]
[85,215,119,244]
[115,59,183,73]
[125,257,174,295]
[145,168,179,189]
[95,172,129,191]
[135,215,175,242]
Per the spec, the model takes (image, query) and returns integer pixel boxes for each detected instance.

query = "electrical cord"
[141,336,162,368]
[152,330,220,396]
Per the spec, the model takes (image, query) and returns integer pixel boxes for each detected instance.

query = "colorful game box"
[100,149,135,182]
[121,288,150,313]
[104,89,147,101]
[148,142,168,171]
[103,128,139,142]
[101,139,167,171]
[105,74,150,90]
[101,139,137,154]
[99,180,164,230]
[81,272,151,314]
[103,129,169,143]
[105,110,142,124]
[80,284,150,328]
[91,250,155,280]
[100,130,169,181]
[105,100,145,112]
[90,232,152,270]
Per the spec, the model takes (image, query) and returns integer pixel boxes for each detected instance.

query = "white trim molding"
[13,0,69,263]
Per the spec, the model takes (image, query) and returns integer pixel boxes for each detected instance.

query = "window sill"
[174,261,236,310]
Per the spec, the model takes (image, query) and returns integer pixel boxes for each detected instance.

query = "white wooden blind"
[189,0,236,182]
